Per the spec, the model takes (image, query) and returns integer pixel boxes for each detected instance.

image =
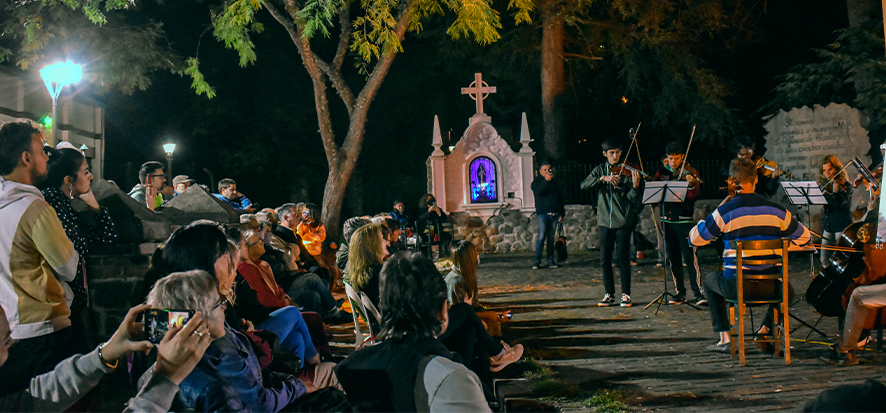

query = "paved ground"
[446,249,886,412]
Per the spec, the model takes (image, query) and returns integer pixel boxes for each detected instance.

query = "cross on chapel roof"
[461,73,496,115]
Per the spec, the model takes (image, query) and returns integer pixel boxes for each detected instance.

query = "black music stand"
[781,181,829,338]
[642,181,699,314]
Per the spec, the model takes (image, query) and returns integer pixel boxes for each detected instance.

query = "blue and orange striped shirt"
[689,193,811,280]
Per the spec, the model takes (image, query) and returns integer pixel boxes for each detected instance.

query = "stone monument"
[427,73,536,223]
[763,103,872,227]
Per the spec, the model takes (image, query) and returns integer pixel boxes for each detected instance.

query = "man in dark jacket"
[580,138,643,307]
[653,141,705,305]
[531,161,565,270]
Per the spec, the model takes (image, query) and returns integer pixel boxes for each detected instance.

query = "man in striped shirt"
[689,158,811,352]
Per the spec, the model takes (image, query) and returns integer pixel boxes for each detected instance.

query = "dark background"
[98,0,851,218]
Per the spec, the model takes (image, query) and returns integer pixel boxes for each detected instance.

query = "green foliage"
[1,0,179,94]
[297,0,340,38]
[212,0,263,67]
[577,0,756,143]
[586,390,630,413]
[183,58,218,98]
[765,22,886,127]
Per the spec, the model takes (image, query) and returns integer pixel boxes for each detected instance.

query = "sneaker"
[706,342,731,353]
[620,294,632,307]
[630,261,639,266]
[598,293,617,307]
[532,262,540,270]
[668,294,686,305]
[490,343,524,372]
[694,296,708,306]
[820,349,858,366]
[548,261,559,269]
[655,263,664,268]
[323,307,353,325]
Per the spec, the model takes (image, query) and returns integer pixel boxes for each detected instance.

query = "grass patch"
[521,358,554,381]
[585,390,630,413]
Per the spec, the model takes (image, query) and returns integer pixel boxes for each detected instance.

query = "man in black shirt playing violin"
[733,137,784,198]
[653,141,705,305]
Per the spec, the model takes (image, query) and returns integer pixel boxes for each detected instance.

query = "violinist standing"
[580,138,643,307]
[819,155,853,269]
[734,137,783,197]
[653,142,705,306]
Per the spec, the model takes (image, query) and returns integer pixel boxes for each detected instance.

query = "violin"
[610,162,650,178]
[675,164,703,184]
[853,162,883,189]
[820,174,848,194]
[755,157,794,180]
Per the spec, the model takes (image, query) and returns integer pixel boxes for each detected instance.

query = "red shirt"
[238,259,289,309]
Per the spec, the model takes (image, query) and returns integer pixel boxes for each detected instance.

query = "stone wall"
[86,253,153,338]
[451,199,722,254]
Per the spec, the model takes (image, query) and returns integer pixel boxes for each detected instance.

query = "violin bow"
[678,125,697,180]
[630,123,644,171]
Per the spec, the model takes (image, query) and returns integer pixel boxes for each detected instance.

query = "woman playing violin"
[819,155,853,269]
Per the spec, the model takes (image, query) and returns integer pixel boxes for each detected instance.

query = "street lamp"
[163,143,176,177]
[39,61,82,144]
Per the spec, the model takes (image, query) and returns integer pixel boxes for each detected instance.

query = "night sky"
[98,0,852,219]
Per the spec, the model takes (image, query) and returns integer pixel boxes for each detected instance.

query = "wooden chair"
[728,238,791,366]
[345,283,380,347]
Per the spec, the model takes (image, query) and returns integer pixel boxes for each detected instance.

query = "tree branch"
[269,0,342,169]
[341,2,410,158]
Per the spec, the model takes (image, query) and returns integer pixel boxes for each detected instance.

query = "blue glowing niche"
[469,156,498,203]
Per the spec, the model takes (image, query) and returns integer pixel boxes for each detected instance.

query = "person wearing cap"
[172,175,196,196]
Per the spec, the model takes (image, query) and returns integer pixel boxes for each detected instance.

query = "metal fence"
[555,159,727,204]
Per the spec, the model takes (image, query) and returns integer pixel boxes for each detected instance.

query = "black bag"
[555,221,568,262]
[282,387,352,412]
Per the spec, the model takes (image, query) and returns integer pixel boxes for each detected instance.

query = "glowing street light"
[163,142,176,177]
[39,61,83,144]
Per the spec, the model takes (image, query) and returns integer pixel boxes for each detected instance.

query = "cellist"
[819,155,853,269]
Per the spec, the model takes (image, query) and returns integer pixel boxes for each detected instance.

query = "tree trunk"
[541,0,566,162]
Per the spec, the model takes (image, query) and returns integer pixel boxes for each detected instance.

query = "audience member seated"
[128,161,166,211]
[336,216,372,279]
[239,229,350,324]
[172,175,195,196]
[0,303,212,412]
[40,146,118,353]
[335,252,491,412]
[275,203,333,287]
[297,203,329,257]
[416,193,451,243]
[140,270,314,411]
[440,240,523,376]
[389,199,411,226]
[213,178,256,213]
[345,224,387,317]
[384,219,407,255]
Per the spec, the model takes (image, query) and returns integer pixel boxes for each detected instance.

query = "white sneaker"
[620,294,632,307]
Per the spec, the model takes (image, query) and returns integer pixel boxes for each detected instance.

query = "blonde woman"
[346,224,388,311]
[819,155,852,268]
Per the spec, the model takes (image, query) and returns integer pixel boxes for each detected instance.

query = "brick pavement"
[474,249,886,412]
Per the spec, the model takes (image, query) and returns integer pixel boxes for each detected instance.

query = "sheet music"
[642,181,689,204]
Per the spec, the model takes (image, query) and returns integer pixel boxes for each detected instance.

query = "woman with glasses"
[141,270,314,411]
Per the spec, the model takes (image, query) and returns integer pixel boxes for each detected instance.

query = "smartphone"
[144,309,195,344]
[146,173,154,187]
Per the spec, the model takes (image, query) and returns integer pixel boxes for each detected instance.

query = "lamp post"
[163,143,176,177]
[39,61,82,145]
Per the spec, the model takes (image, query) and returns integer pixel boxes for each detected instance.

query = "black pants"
[663,221,701,297]
[703,270,794,333]
[0,327,76,397]
[439,303,504,364]
[599,226,632,295]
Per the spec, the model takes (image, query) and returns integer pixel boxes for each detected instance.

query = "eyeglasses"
[212,297,229,311]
